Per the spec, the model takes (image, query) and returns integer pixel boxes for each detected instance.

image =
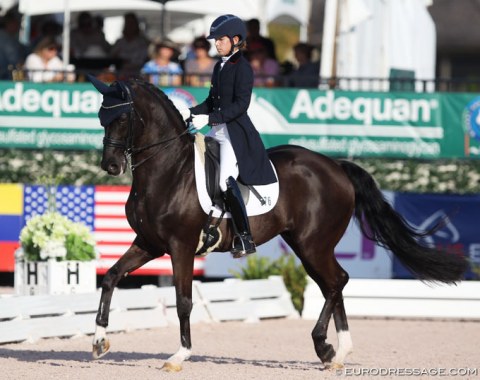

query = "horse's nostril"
[108,163,119,173]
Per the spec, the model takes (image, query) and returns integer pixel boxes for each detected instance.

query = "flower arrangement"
[19,211,96,262]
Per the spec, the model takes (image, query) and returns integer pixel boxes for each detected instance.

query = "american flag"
[23,185,205,276]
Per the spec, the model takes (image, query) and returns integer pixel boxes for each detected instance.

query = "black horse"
[89,78,467,372]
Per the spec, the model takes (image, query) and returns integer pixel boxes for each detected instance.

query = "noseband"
[102,84,189,171]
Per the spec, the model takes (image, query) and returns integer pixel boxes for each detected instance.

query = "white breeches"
[206,123,238,192]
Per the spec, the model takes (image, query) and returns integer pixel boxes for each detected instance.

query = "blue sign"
[393,193,480,280]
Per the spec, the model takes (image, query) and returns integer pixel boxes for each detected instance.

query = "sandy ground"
[0,316,478,380]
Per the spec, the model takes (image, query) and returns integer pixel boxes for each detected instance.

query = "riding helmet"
[207,14,247,43]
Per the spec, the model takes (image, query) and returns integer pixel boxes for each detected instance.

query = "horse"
[89,77,467,372]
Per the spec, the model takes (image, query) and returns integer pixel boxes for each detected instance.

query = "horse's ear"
[87,74,110,95]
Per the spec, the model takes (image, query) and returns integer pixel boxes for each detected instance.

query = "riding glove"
[179,108,191,121]
[192,114,209,129]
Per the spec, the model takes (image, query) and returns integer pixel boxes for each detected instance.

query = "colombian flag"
[0,184,23,271]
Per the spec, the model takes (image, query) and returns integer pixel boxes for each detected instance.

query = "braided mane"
[131,78,186,123]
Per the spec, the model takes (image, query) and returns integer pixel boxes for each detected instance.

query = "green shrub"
[231,254,307,314]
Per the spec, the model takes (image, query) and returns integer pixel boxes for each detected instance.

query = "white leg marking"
[332,330,353,365]
[165,346,191,367]
[93,325,106,345]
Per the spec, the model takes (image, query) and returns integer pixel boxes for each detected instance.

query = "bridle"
[102,84,189,171]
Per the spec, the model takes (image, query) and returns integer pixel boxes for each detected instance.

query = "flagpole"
[63,0,71,68]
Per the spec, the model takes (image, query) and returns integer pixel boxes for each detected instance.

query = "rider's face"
[215,36,232,56]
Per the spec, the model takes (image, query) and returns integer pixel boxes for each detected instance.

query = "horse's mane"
[130,78,194,141]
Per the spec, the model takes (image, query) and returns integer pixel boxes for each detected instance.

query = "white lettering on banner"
[0,129,36,144]
[0,129,102,148]
[0,83,102,117]
[290,90,438,125]
[22,89,40,112]
[288,137,441,157]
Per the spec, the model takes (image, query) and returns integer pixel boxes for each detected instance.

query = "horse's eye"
[119,113,128,122]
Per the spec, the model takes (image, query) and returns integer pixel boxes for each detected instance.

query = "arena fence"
[0,276,298,345]
[303,278,480,320]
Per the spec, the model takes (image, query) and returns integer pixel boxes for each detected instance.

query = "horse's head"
[89,76,192,176]
[88,75,136,175]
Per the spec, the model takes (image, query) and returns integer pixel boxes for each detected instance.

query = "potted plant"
[15,211,98,295]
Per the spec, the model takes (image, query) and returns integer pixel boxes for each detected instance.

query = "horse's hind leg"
[92,244,155,359]
[283,234,351,367]
[310,259,351,368]
[332,296,353,366]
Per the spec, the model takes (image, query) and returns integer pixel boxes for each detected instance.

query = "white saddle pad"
[194,139,279,218]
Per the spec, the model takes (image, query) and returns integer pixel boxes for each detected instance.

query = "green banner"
[0,81,479,158]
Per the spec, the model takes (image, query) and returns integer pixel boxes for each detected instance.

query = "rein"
[102,84,189,171]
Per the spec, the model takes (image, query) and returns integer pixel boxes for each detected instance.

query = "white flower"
[40,240,67,260]
[19,211,96,262]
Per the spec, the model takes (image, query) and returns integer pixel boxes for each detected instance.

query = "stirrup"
[231,233,256,258]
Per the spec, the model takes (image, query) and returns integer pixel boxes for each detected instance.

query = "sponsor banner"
[1,82,480,158]
[393,193,479,280]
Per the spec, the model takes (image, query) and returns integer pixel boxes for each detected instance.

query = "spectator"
[246,18,276,61]
[249,46,279,87]
[288,42,320,88]
[111,13,150,73]
[24,36,74,83]
[0,10,27,79]
[30,19,62,52]
[142,39,183,86]
[70,12,110,59]
[184,36,216,87]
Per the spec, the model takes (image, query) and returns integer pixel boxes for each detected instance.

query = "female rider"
[180,14,277,258]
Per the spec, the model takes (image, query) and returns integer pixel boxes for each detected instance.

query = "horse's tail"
[339,160,468,284]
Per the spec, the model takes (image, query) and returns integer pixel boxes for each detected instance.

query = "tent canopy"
[19,0,164,17]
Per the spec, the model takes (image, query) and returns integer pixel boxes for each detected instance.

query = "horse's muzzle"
[101,158,126,176]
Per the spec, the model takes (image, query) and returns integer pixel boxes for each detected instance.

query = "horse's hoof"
[162,362,183,372]
[325,362,344,370]
[92,338,110,359]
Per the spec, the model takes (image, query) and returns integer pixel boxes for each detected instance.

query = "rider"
[179,14,277,258]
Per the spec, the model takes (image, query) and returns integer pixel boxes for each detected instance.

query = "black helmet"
[207,14,247,43]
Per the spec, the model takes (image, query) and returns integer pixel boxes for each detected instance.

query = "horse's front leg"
[162,248,195,372]
[92,244,154,359]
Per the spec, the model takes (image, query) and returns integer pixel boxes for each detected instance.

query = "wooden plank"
[303,278,480,320]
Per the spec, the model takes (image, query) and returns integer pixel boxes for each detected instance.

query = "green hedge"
[2,149,479,193]
[1,149,131,185]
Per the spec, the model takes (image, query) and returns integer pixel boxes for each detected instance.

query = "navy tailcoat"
[190,51,277,186]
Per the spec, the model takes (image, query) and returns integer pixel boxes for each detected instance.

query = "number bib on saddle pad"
[193,134,279,218]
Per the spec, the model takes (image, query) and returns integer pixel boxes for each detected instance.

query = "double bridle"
[102,85,189,171]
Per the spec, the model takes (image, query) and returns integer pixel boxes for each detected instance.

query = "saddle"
[196,136,265,256]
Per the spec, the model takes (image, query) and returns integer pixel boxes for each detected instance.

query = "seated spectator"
[24,37,74,83]
[111,13,150,73]
[70,12,110,59]
[288,42,320,88]
[249,46,279,87]
[184,36,216,87]
[30,19,62,52]
[0,10,27,79]
[142,39,182,86]
[246,18,276,61]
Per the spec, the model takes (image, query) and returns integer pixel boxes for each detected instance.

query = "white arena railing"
[302,278,480,320]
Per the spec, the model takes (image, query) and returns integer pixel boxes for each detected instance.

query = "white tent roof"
[19,0,163,16]
[165,0,259,20]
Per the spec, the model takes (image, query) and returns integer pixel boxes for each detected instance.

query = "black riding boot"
[225,176,256,258]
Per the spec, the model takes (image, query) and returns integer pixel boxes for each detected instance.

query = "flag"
[93,186,136,274]
[5,184,204,276]
[0,184,23,271]
[94,186,205,275]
